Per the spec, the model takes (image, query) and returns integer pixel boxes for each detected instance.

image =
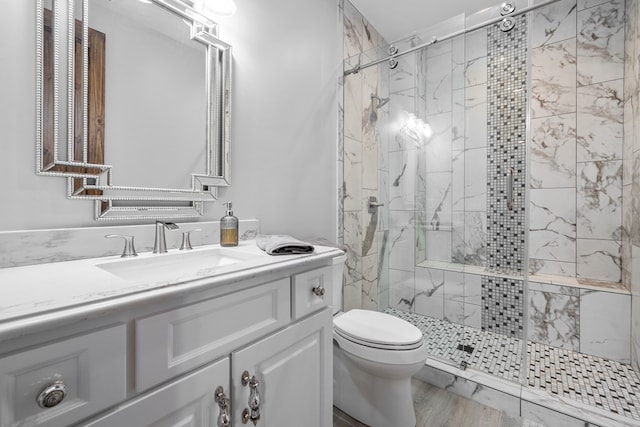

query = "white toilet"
[331,255,427,427]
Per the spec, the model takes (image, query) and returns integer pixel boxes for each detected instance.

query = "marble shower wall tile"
[531,39,577,119]
[362,67,380,190]
[389,50,416,94]
[577,238,621,282]
[389,268,415,311]
[343,211,363,284]
[425,172,452,231]
[464,30,487,87]
[634,151,640,245]
[340,2,389,317]
[622,183,632,289]
[464,273,482,305]
[361,189,379,257]
[580,289,630,362]
[578,0,615,10]
[443,270,465,303]
[425,50,452,116]
[425,112,453,173]
[451,211,465,264]
[576,160,623,241]
[344,280,363,311]
[529,113,577,189]
[527,289,580,351]
[389,210,415,271]
[361,253,379,310]
[426,231,452,263]
[633,244,640,370]
[451,149,465,211]
[361,15,381,55]
[451,37,465,91]
[626,0,640,372]
[452,89,465,152]
[338,160,344,243]
[531,0,578,48]
[529,258,577,277]
[527,281,580,296]
[464,84,488,150]
[463,303,481,328]
[343,136,362,211]
[389,149,417,210]
[576,0,625,86]
[465,147,487,212]
[576,80,624,162]
[415,267,445,319]
[463,211,487,266]
[378,171,389,231]
[529,188,576,264]
[342,0,363,59]
[344,72,363,141]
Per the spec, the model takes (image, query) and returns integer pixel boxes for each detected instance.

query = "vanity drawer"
[135,278,290,392]
[0,325,126,427]
[291,266,332,319]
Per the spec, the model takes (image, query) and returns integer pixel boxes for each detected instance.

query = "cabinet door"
[82,357,230,427]
[232,308,332,427]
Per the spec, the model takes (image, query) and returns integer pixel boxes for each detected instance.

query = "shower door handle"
[507,168,514,211]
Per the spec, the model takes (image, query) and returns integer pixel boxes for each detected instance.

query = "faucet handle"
[105,234,138,258]
[180,229,201,251]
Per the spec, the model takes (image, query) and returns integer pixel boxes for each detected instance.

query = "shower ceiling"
[349,0,499,42]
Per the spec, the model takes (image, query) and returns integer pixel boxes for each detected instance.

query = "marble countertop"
[0,240,344,335]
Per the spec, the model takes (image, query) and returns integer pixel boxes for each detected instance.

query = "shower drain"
[456,344,475,354]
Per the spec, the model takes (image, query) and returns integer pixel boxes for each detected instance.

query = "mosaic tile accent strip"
[486,16,528,274]
[481,17,529,341]
[386,308,640,423]
[481,276,524,339]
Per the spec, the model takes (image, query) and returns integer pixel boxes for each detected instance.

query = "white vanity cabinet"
[0,254,338,427]
[232,308,332,427]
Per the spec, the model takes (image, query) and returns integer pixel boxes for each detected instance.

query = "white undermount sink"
[96,247,260,282]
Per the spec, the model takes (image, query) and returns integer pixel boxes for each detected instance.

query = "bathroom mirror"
[36,0,231,220]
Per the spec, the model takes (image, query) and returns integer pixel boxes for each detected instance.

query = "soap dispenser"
[220,201,239,247]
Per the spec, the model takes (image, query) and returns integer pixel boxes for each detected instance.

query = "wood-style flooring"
[333,379,524,427]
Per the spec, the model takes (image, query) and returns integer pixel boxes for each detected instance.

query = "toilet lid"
[334,309,423,348]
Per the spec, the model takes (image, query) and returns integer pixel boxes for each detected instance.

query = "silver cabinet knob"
[312,285,325,297]
[241,371,260,425]
[105,234,138,257]
[37,381,67,408]
[214,386,230,427]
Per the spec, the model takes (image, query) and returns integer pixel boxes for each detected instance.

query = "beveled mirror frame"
[36,0,231,220]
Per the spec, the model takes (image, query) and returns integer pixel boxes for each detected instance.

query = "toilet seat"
[334,329,423,350]
[333,310,426,366]
[333,309,423,349]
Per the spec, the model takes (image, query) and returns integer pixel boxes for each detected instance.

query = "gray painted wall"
[0,0,339,242]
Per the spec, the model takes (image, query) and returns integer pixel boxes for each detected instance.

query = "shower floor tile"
[386,308,640,422]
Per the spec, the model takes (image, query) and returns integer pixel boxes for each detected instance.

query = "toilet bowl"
[333,309,426,427]
[331,255,426,427]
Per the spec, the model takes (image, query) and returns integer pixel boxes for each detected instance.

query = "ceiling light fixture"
[192,0,237,18]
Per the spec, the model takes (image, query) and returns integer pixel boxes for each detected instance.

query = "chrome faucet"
[153,221,179,254]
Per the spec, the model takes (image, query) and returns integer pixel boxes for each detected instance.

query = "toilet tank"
[331,254,347,314]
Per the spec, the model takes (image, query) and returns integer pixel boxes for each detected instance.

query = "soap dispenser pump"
[220,201,239,247]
